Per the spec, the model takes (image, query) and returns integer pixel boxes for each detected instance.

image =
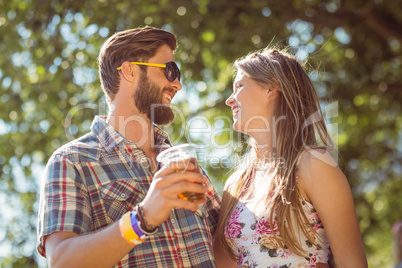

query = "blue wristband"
[130,211,147,239]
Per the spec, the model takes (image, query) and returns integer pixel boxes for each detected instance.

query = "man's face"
[134,71,175,125]
[133,44,182,125]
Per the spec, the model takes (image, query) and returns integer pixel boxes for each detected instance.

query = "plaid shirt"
[37,116,221,267]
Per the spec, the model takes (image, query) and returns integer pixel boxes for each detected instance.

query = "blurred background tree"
[0,0,401,267]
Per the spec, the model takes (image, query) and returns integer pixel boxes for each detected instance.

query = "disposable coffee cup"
[156,144,206,202]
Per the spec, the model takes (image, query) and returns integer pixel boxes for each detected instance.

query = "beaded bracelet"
[136,204,158,234]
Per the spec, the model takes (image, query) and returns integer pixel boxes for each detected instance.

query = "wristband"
[119,212,145,245]
[130,211,147,239]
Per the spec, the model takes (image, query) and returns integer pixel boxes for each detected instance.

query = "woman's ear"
[266,88,281,104]
[265,78,280,95]
[266,87,279,97]
[266,89,273,96]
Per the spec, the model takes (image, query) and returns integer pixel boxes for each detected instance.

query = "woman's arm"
[213,239,238,268]
[298,149,368,268]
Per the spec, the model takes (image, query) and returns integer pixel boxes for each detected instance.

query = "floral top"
[224,197,330,268]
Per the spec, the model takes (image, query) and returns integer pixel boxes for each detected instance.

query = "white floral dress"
[224,198,330,268]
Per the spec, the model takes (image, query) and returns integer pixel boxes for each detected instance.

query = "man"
[37,26,221,267]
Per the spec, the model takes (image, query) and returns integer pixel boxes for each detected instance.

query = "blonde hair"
[215,47,333,259]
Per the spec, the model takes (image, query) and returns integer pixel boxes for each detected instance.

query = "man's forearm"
[47,221,134,268]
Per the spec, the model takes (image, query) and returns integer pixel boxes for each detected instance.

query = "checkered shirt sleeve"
[36,151,91,257]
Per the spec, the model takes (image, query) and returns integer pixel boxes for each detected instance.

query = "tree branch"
[285,7,356,30]
[288,5,402,45]
[360,7,402,43]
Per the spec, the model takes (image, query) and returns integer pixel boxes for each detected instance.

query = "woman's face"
[226,71,272,134]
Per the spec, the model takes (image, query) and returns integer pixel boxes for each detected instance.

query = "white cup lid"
[156,143,196,163]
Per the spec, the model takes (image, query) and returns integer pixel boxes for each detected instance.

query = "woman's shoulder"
[298,147,337,166]
[297,148,344,201]
[298,148,338,175]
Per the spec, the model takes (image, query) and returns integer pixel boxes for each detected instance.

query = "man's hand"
[140,160,208,227]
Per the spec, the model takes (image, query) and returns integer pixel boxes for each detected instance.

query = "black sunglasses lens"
[166,62,180,82]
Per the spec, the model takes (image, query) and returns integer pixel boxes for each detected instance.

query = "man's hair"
[98,26,177,102]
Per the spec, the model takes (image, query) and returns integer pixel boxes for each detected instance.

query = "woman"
[214,48,368,267]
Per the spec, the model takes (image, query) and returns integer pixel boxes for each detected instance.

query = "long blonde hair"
[215,48,333,259]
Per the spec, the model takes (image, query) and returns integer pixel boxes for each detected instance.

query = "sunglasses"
[117,61,181,82]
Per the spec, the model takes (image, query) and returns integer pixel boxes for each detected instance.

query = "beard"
[134,71,175,125]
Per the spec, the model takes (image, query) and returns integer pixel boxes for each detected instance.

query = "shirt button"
[140,158,150,167]
[171,219,175,224]
[181,252,186,257]
[121,193,126,198]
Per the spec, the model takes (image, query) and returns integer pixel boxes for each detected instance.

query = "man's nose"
[171,78,182,91]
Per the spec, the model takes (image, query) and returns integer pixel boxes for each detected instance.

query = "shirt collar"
[91,116,171,154]
[153,124,171,154]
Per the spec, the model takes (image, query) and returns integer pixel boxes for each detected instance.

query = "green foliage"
[0,0,401,267]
